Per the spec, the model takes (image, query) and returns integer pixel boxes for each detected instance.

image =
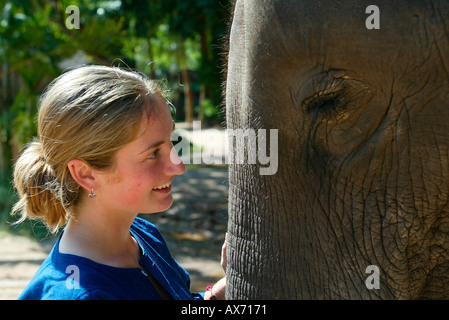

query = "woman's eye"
[147,149,159,160]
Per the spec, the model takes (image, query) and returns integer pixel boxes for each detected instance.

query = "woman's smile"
[152,182,172,193]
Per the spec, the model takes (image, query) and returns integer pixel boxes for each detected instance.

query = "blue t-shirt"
[18,217,204,300]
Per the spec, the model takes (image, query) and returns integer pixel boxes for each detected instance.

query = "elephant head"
[225,0,449,299]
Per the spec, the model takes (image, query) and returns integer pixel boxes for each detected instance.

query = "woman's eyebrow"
[139,140,165,155]
[139,122,175,155]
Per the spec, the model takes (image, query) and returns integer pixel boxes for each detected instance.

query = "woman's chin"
[144,197,174,214]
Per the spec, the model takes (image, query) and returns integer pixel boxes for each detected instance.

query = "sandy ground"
[0,125,228,299]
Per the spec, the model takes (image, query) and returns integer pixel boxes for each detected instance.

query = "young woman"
[12,65,226,300]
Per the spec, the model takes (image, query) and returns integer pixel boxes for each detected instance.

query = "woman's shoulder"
[18,231,152,300]
[130,217,196,300]
[18,247,163,300]
[17,255,111,300]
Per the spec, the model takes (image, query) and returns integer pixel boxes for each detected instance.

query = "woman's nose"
[169,147,186,175]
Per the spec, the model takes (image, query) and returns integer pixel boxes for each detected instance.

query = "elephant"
[225,0,449,299]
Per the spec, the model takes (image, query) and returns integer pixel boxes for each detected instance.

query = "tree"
[122,0,230,123]
[0,0,233,230]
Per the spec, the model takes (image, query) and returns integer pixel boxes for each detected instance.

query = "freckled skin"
[226,0,449,299]
[97,100,185,216]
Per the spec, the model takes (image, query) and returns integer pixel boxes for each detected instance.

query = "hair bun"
[12,140,66,232]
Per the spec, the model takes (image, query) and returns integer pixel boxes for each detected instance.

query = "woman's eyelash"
[147,149,160,159]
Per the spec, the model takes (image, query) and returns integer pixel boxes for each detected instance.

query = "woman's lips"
[153,182,172,193]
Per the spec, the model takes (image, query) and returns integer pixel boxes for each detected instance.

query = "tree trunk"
[146,38,156,79]
[178,40,194,123]
[199,84,206,121]
[198,24,209,121]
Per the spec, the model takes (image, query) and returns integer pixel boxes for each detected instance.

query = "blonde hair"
[12,65,165,233]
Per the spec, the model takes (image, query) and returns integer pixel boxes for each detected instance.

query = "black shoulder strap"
[141,267,174,300]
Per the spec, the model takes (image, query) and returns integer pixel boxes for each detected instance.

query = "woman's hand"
[205,277,226,300]
[204,234,228,300]
[221,233,227,273]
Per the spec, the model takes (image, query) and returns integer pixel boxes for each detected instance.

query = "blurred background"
[0,0,232,298]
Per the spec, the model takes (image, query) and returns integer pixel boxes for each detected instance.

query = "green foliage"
[10,89,38,149]
[200,99,222,121]
[0,0,232,236]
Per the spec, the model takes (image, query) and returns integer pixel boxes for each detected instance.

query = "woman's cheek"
[118,181,142,206]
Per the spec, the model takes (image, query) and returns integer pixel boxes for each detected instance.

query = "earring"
[88,188,96,199]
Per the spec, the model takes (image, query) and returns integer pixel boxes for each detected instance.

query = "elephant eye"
[303,90,345,121]
[315,96,339,112]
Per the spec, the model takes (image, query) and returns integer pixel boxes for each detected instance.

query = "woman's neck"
[59,203,141,269]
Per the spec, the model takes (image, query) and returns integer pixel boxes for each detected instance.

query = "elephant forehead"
[228,0,449,132]
[239,1,449,80]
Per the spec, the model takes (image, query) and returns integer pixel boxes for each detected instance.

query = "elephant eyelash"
[303,89,346,120]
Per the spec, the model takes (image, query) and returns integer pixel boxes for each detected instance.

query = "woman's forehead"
[138,101,174,138]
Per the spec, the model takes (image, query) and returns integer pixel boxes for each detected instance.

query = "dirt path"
[0,233,53,299]
[0,166,228,299]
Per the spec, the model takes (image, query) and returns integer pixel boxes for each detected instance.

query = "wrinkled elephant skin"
[226,0,449,299]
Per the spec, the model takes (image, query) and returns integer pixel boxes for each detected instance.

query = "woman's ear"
[67,159,96,192]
